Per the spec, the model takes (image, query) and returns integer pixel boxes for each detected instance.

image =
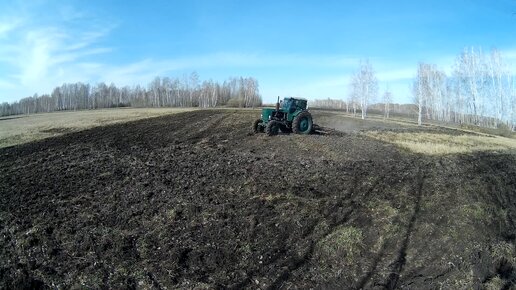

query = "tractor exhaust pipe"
[275,96,280,111]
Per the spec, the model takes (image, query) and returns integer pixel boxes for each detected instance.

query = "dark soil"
[1,110,515,289]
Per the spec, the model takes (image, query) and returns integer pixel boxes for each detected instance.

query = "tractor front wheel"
[292,111,313,134]
[279,124,292,133]
[253,119,264,133]
[265,120,280,136]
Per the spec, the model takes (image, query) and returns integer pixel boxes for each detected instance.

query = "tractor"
[253,97,313,136]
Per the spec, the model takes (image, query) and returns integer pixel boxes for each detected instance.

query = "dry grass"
[366,131,516,155]
[0,108,195,148]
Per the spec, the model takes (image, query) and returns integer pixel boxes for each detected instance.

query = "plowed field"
[1,110,515,289]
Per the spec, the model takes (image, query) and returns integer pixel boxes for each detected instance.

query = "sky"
[0,0,515,104]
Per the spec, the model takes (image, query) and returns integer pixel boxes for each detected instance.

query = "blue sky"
[0,0,515,104]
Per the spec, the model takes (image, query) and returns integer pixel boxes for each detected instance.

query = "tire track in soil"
[238,159,409,289]
[182,112,229,144]
[226,183,357,289]
[263,207,357,290]
[383,167,426,290]
[316,159,417,290]
[229,219,346,290]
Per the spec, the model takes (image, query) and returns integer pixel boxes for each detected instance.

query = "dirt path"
[1,110,515,289]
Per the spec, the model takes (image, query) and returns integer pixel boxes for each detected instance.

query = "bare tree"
[0,73,262,117]
[452,47,515,128]
[350,60,378,119]
[382,88,392,119]
[347,83,358,117]
[413,63,430,126]
[412,63,447,126]
[310,98,347,109]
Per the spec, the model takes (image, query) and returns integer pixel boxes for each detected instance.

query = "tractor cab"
[281,97,307,113]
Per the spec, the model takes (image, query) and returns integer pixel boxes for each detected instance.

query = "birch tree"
[348,82,358,117]
[0,73,263,117]
[412,63,447,126]
[413,63,431,126]
[350,60,378,119]
[382,89,392,119]
[452,47,515,128]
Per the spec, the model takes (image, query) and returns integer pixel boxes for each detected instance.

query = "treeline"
[310,98,416,118]
[0,73,262,117]
[413,48,515,129]
[310,98,348,110]
[311,47,515,130]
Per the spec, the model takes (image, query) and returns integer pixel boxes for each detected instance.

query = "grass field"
[314,110,516,155]
[0,108,196,148]
[365,131,516,155]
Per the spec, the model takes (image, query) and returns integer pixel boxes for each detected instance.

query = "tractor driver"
[282,98,292,111]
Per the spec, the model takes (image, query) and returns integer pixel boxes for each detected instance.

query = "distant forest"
[0,73,262,117]
[311,48,516,130]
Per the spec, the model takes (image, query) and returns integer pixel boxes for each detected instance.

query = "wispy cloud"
[1,1,514,105]
[0,16,23,38]
[15,26,114,83]
[377,68,414,82]
[0,4,116,101]
[0,79,15,89]
[0,2,412,103]
[134,52,361,71]
[74,53,362,92]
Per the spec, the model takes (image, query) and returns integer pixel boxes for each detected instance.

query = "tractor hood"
[261,108,276,123]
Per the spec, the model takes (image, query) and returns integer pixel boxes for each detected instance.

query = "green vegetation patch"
[316,226,363,264]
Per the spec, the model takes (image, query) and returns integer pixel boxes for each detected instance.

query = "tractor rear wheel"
[292,111,313,134]
[265,120,280,136]
[253,119,264,133]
